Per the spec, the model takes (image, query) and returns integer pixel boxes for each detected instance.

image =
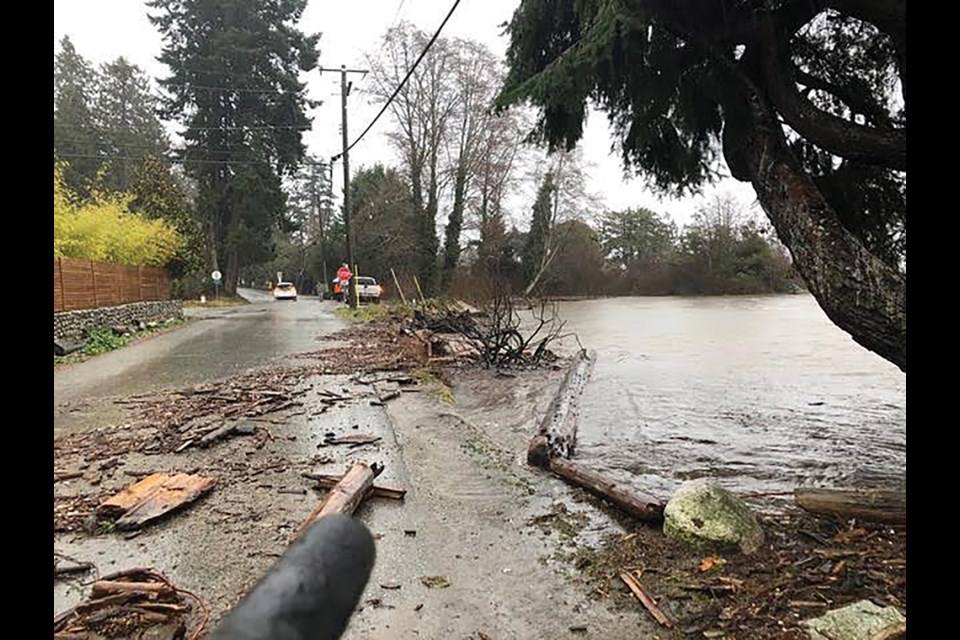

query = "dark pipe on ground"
[211,514,375,640]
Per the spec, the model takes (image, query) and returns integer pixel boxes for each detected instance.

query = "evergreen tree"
[522,171,555,284]
[148,0,319,295]
[54,37,100,194]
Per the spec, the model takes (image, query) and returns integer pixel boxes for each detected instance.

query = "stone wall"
[54,300,183,341]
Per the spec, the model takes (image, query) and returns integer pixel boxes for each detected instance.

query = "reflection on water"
[555,295,905,505]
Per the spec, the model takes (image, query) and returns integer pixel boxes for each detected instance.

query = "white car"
[273,282,298,301]
[356,277,382,304]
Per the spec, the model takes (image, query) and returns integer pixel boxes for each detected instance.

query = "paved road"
[54,289,345,436]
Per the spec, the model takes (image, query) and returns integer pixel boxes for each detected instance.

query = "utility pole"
[321,64,367,308]
[311,162,328,296]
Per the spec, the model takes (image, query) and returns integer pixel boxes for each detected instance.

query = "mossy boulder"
[803,600,905,640]
[663,479,764,554]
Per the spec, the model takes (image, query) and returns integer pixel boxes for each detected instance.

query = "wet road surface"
[54,289,346,437]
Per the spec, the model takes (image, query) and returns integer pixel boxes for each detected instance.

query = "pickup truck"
[356,277,382,304]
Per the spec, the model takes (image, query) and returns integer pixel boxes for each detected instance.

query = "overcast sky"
[54,0,758,228]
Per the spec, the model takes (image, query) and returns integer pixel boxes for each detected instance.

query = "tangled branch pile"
[53,568,204,639]
[411,296,570,368]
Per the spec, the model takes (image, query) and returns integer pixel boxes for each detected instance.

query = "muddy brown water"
[553,294,906,505]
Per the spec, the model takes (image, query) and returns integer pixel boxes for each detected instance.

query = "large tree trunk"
[442,167,468,287]
[224,247,239,296]
[724,91,906,372]
[421,159,440,296]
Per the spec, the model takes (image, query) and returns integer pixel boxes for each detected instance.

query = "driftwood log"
[795,488,906,524]
[527,350,666,523]
[549,458,665,523]
[299,463,381,533]
[527,349,597,466]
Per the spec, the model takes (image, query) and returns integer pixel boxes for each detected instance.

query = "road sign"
[337,266,352,282]
[211,270,222,282]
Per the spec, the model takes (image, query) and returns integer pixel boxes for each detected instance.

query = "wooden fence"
[54,257,172,312]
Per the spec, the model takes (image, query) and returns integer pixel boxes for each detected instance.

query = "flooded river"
[556,295,906,505]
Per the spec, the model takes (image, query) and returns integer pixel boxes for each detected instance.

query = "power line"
[64,140,302,155]
[55,122,312,132]
[155,82,309,95]
[333,0,461,161]
[57,152,326,167]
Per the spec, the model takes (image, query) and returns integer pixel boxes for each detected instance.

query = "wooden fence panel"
[54,258,65,312]
[53,258,172,312]
[119,265,141,305]
[141,268,159,301]
[60,257,96,311]
[93,262,121,307]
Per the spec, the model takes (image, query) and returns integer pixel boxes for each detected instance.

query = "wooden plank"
[54,258,65,312]
[303,472,406,500]
[93,262,121,307]
[299,463,377,532]
[794,488,906,524]
[97,472,216,530]
[90,260,98,307]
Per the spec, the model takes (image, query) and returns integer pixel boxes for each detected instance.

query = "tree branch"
[792,67,892,129]
[760,31,905,170]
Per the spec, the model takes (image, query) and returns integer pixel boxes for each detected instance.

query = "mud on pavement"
[54,338,663,638]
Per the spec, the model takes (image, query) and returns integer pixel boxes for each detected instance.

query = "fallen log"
[794,488,906,524]
[302,472,406,500]
[527,349,596,466]
[299,463,381,533]
[547,458,665,523]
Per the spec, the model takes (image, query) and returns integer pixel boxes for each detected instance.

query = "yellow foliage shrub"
[53,162,182,267]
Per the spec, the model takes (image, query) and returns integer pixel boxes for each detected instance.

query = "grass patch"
[55,318,190,366]
[332,298,466,323]
[333,304,389,322]
[411,367,454,404]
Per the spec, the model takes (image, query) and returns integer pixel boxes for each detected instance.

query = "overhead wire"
[332,0,462,161]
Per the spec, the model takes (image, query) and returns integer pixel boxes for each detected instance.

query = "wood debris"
[795,488,906,524]
[299,462,383,533]
[303,472,406,500]
[98,473,216,530]
[318,433,382,449]
[53,568,205,640]
[620,571,672,628]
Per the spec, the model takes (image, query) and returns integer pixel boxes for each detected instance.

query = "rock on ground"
[803,600,905,640]
[663,479,764,554]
